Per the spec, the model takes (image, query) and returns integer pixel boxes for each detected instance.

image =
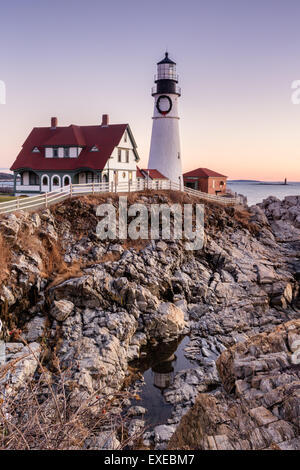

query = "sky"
[1,0,300,181]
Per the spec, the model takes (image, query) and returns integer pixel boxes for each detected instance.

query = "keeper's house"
[183,168,227,195]
[10,115,140,195]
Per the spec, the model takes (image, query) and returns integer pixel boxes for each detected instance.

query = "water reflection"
[153,354,175,390]
[131,338,183,392]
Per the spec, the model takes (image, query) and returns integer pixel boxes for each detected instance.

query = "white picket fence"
[0,179,238,215]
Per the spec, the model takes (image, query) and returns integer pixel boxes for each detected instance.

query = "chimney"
[101,114,109,126]
[51,117,58,129]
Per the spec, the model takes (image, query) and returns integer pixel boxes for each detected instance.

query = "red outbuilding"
[183,168,227,195]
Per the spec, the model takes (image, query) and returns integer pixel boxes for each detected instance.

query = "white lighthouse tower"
[148,52,183,186]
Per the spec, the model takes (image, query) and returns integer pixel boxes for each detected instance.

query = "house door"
[87,172,94,183]
[186,182,197,189]
[41,175,50,192]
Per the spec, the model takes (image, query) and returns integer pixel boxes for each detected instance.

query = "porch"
[14,170,106,194]
[15,170,40,194]
[73,170,106,185]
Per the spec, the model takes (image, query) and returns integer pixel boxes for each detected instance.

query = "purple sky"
[1,0,300,180]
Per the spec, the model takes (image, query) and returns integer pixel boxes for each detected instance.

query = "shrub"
[0,338,144,450]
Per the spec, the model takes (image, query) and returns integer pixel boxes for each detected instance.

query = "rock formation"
[0,191,299,449]
[169,319,300,450]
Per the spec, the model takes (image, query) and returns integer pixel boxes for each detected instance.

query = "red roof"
[136,166,144,178]
[44,125,86,147]
[137,168,168,180]
[183,168,227,178]
[11,124,139,171]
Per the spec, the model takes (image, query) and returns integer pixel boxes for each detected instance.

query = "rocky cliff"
[0,191,299,449]
[169,319,300,450]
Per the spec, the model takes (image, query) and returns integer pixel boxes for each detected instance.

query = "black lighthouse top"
[157,52,176,65]
[152,52,181,96]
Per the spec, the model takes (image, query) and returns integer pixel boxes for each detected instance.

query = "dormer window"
[90,145,99,152]
[64,148,70,158]
[53,148,59,158]
[32,147,40,153]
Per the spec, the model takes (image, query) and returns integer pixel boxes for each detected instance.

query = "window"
[129,171,133,181]
[64,148,70,158]
[122,172,126,179]
[29,172,39,185]
[158,63,176,80]
[90,145,99,152]
[178,152,181,159]
[53,148,59,158]
[53,176,59,186]
[32,147,40,153]
[64,176,71,186]
[124,131,127,143]
[126,150,129,163]
[118,149,121,162]
[42,176,48,186]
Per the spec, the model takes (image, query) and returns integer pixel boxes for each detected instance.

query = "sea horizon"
[227,180,300,206]
[228,179,300,183]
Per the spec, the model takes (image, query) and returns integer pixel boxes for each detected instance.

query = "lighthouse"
[148,52,183,186]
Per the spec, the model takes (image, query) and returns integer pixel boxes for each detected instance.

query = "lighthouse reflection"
[131,337,183,392]
[152,353,175,390]
[130,335,196,427]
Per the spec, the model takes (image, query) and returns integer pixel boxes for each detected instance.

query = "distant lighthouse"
[148,52,183,185]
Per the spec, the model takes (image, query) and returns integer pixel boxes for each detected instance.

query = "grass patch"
[0,195,16,202]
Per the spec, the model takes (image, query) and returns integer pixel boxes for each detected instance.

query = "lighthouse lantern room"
[148,52,183,185]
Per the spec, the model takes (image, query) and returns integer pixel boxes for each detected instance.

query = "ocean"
[0,181,13,188]
[227,181,300,206]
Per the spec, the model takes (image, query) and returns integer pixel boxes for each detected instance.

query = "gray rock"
[127,406,147,417]
[154,424,176,448]
[109,244,124,254]
[1,342,42,394]
[24,316,47,342]
[146,302,186,341]
[50,299,74,321]
[86,431,120,450]
[156,241,168,251]
[128,419,145,438]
